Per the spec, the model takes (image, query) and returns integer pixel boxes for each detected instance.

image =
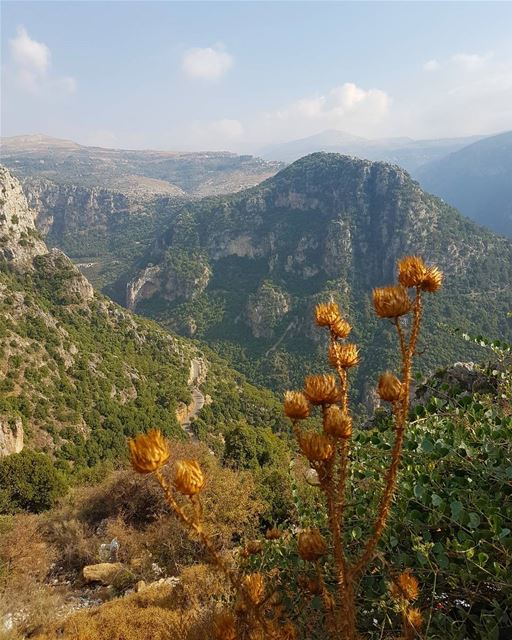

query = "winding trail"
[180,358,205,437]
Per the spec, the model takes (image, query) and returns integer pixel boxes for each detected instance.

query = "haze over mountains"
[260,129,486,171]
[416,131,512,237]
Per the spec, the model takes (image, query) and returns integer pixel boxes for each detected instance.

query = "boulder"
[82,562,125,585]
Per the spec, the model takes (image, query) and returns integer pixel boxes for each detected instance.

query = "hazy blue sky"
[2,1,512,151]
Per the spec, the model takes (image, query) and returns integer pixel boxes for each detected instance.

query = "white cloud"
[9,26,50,74]
[423,59,439,72]
[451,52,493,72]
[270,82,390,135]
[7,26,76,95]
[182,44,233,81]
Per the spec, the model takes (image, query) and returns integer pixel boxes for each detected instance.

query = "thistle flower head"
[328,342,359,369]
[373,285,412,318]
[390,569,420,601]
[421,265,443,292]
[213,610,237,640]
[297,431,334,462]
[405,607,423,630]
[315,301,341,327]
[244,540,263,556]
[324,405,352,438]
[330,316,352,339]
[304,374,339,405]
[398,256,427,288]
[174,459,205,495]
[377,371,403,403]
[128,429,170,474]
[297,528,327,562]
[242,572,265,605]
[265,527,281,540]
[283,390,310,420]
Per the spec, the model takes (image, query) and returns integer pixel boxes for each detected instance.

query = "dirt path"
[180,358,205,437]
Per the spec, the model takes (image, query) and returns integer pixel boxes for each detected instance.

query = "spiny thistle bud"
[297,431,334,462]
[390,569,420,601]
[328,342,359,369]
[398,255,427,288]
[315,301,341,327]
[373,285,412,318]
[283,391,310,420]
[297,528,327,562]
[128,430,170,474]
[304,374,339,405]
[174,459,205,495]
[324,405,352,438]
[265,527,281,540]
[242,572,265,605]
[421,265,443,292]
[330,316,351,339]
[377,372,403,402]
[244,540,263,556]
[405,607,423,630]
[213,610,237,640]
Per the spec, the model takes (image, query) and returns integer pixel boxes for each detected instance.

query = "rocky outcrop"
[82,563,128,586]
[245,282,291,338]
[0,166,47,268]
[0,417,23,457]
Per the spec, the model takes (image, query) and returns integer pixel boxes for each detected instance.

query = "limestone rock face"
[0,166,47,268]
[0,417,24,457]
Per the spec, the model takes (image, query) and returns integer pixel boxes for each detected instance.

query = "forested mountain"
[0,166,285,464]
[416,130,512,237]
[125,153,512,401]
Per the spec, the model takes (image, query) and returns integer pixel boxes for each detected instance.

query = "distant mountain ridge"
[0,134,283,197]
[416,130,512,237]
[260,129,486,171]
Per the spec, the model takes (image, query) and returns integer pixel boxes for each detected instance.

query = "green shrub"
[0,450,69,513]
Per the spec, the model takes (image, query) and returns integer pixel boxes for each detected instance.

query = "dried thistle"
[303,374,339,405]
[328,342,359,369]
[323,405,352,438]
[283,391,310,420]
[174,459,205,495]
[330,316,352,339]
[390,569,420,601]
[213,610,237,640]
[265,527,281,541]
[372,285,412,318]
[421,265,443,292]
[297,431,334,462]
[315,301,341,327]
[128,429,170,474]
[243,573,265,605]
[377,371,403,403]
[297,529,327,562]
[398,255,427,288]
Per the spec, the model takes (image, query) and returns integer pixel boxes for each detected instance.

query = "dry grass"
[33,564,231,640]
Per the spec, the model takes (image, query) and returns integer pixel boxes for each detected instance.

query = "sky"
[2,1,512,152]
